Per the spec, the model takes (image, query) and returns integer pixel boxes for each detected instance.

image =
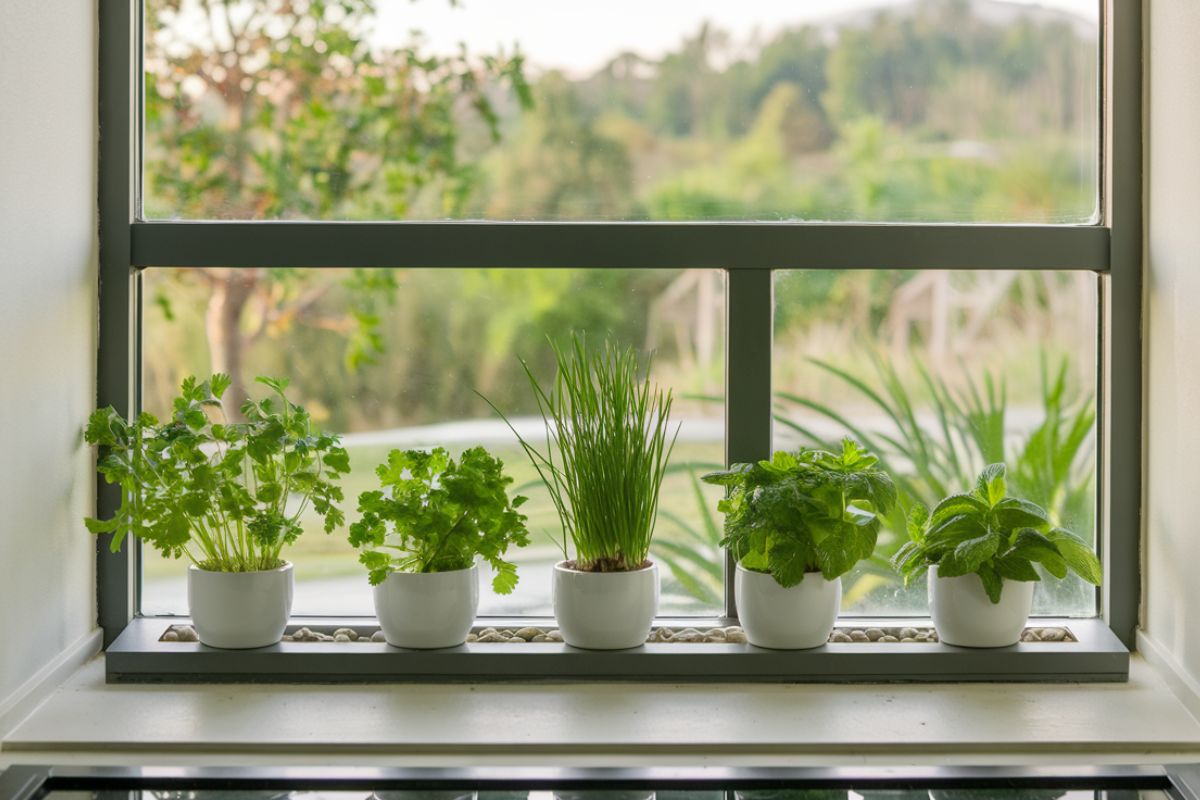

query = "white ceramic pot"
[556,792,655,800]
[552,561,658,650]
[187,562,294,649]
[735,563,841,649]
[928,564,1035,647]
[375,791,477,800]
[374,563,479,649]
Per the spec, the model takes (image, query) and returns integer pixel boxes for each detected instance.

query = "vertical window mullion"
[723,268,775,620]
[97,0,139,646]
[1101,0,1142,648]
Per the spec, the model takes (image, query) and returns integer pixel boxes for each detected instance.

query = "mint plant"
[347,446,531,593]
[892,463,1102,602]
[702,439,897,588]
[85,375,349,572]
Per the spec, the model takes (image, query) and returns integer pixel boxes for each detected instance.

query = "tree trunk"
[205,269,260,420]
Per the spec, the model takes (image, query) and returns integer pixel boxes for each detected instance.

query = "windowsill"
[1,653,1198,767]
[104,616,1130,684]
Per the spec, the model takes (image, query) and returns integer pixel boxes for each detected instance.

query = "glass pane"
[144,0,1099,223]
[773,269,1098,617]
[140,267,726,618]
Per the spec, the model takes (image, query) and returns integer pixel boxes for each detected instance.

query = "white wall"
[1142,0,1200,715]
[0,0,101,720]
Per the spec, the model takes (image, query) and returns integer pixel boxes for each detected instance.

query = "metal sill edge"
[103,616,1129,684]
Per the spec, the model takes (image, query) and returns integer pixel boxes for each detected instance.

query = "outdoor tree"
[144,0,531,412]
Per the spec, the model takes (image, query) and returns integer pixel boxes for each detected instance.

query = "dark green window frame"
[96,1,1142,670]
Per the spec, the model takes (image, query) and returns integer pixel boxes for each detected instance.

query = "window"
[97,0,1141,673]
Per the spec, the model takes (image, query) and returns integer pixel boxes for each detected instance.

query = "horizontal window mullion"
[131,221,1111,273]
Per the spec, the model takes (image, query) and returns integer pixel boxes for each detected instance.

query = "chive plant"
[487,334,679,572]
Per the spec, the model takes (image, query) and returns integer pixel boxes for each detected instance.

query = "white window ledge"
[1,654,1198,767]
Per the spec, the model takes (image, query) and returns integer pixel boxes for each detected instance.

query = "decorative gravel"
[160,623,1075,644]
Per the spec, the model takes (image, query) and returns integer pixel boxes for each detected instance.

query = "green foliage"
[84,375,349,572]
[652,463,726,606]
[142,0,533,418]
[144,0,532,220]
[346,446,531,592]
[893,463,1101,603]
[702,440,897,588]
[484,333,679,572]
[777,353,1095,567]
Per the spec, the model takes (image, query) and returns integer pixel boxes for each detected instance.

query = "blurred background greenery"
[139,0,1100,619]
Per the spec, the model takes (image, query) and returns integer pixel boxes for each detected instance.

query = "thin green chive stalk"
[484,334,679,572]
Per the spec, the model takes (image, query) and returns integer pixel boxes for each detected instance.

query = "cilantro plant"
[85,375,349,572]
[892,463,1102,603]
[702,440,897,588]
[347,447,531,593]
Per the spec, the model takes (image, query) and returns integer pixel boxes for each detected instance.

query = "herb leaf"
[83,375,347,572]
[346,446,530,594]
[704,439,896,588]
[893,462,1100,602]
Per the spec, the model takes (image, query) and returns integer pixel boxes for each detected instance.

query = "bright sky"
[371,0,1100,77]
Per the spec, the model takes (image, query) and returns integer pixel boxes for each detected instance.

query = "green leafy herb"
[702,439,897,588]
[346,446,531,592]
[893,462,1101,603]
[482,333,679,573]
[84,374,349,572]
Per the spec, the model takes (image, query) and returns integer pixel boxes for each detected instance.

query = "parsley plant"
[347,447,531,593]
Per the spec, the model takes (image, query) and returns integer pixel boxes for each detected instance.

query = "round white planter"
[556,792,655,800]
[375,792,476,800]
[735,563,841,649]
[928,564,1035,647]
[187,562,294,649]
[552,561,658,650]
[374,563,479,649]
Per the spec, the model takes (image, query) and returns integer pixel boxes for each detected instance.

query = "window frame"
[95,0,1141,662]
